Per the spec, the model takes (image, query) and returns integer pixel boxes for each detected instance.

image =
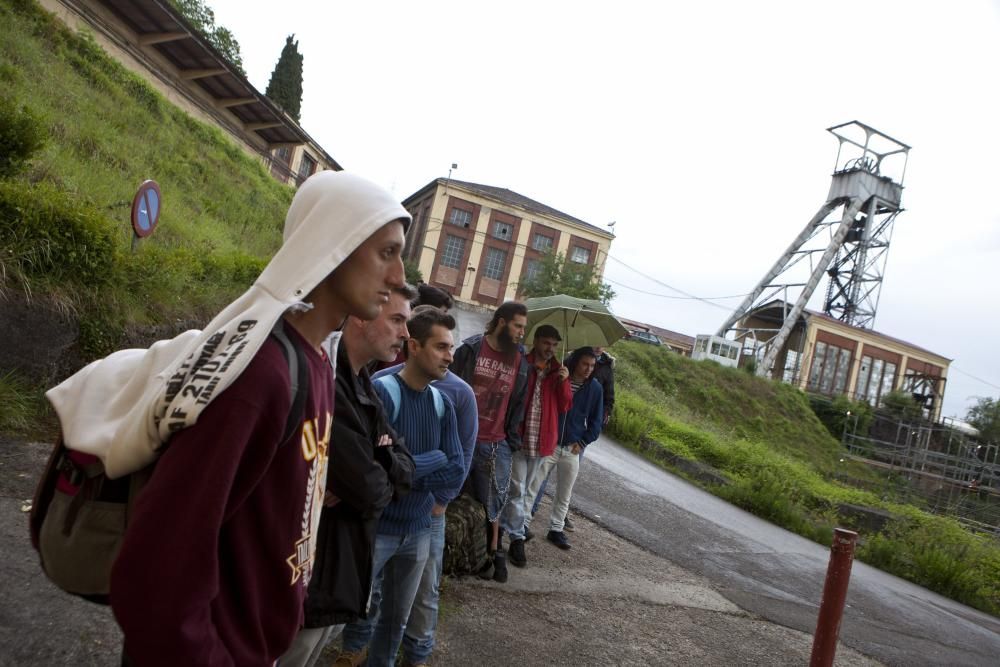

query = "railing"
[842,414,1000,536]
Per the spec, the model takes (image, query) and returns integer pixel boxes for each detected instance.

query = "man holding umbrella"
[523,346,604,550]
[500,324,572,568]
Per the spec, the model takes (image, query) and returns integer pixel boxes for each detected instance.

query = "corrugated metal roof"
[97,0,340,168]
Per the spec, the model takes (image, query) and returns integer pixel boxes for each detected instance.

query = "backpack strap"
[430,385,444,419]
[374,374,445,424]
[270,320,310,445]
[374,375,401,424]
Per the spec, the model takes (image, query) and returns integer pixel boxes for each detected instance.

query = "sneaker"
[547,529,571,550]
[492,550,509,583]
[334,647,368,667]
[524,526,535,542]
[508,538,527,567]
[564,516,576,532]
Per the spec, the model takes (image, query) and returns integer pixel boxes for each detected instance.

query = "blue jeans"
[500,450,545,540]
[401,512,445,665]
[340,529,431,667]
[469,440,514,522]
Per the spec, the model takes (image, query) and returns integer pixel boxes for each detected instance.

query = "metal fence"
[842,413,1000,536]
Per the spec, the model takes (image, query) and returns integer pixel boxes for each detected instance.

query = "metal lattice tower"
[716,121,910,375]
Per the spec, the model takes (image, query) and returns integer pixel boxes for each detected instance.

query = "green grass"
[607,341,1000,616]
[0,0,292,355]
[0,369,49,435]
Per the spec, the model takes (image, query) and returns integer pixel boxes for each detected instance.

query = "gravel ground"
[2,438,880,666]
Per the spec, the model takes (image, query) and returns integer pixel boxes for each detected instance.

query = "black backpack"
[29,322,310,604]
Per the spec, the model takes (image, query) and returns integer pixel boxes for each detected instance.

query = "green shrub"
[809,393,873,440]
[0,180,117,289]
[880,389,924,423]
[0,95,46,177]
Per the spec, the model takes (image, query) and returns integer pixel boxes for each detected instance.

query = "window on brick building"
[441,235,466,268]
[448,208,473,228]
[524,258,541,282]
[532,233,554,252]
[493,221,513,241]
[483,247,507,280]
[571,245,591,264]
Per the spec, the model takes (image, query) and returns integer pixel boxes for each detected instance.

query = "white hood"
[47,171,410,478]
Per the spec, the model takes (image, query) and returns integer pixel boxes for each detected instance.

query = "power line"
[604,254,736,311]
[605,277,747,301]
[950,366,1000,393]
[416,216,744,308]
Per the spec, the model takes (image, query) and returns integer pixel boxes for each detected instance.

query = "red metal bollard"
[810,528,859,667]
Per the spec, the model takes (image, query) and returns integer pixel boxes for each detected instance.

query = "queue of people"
[77,172,614,666]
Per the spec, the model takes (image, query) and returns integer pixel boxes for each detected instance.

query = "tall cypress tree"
[265,35,304,122]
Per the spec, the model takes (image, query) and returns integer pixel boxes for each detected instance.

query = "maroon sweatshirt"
[111,326,334,666]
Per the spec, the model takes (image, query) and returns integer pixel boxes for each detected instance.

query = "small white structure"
[692,335,740,368]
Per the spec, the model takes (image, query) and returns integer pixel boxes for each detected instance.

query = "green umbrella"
[523,294,628,353]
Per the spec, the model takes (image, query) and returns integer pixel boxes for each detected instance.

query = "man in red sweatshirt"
[499,324,572,568]
[109,172,410,666]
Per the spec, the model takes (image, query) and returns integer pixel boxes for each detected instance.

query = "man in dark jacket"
[281,286,416,667]
[450,301,529,583]
[592,346,616,426]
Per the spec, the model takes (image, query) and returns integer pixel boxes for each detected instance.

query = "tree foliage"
[169,0,245,75]
[404,259,423,285]
[265,35,304,122]
[966,396,1000,444]
[518,250,616,304]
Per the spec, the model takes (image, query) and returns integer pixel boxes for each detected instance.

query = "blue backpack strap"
[270,320,309,445]
[374,375,444,422]
[429,385,444,419]
[374,375,401,424]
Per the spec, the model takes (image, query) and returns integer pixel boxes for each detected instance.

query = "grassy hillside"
[0,0,293,356]
[608,341,1000,615]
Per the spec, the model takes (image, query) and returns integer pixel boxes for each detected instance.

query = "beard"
[497,325,520,354]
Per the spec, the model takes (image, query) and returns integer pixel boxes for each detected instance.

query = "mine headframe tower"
[715,121,910,376]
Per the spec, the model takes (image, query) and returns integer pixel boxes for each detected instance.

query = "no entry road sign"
[131,180,161,238]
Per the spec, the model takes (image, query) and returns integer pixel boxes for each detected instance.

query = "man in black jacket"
[450,301,529,583]
[592,346,616,426]
[281,286,417,667]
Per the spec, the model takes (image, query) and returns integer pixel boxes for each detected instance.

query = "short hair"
[533,324,562,342]
[394,283,419,301]
[566,346,597,375]
[407,307,456,348]
[413,284,453,310]
[486,301,528,334]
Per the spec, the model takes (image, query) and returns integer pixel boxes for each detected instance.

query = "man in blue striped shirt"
[373,304,478,667]
[337,308,465,667]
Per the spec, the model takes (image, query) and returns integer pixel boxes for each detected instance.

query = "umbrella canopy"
[523,294,628,352]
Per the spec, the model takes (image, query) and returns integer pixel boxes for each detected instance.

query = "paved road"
[573,438,1000,666]
[452,304,1000,665]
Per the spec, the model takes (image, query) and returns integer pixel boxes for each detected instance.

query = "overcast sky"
[209,0,1000,420]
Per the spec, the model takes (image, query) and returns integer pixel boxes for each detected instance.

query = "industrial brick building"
[402,178,615,309]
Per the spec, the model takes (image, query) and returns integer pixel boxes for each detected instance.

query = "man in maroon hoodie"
[110,173,410,667]
[499,324,571,568]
